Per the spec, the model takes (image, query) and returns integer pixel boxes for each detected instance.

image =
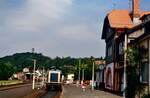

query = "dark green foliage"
[142,93,150,98]
[0,52,104,80]
[0,61,15,80]
[126,66,145,98]
[126,47,145,98]
[0,52,51,71]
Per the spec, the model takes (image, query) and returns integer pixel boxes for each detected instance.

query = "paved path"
[62,84,122,98]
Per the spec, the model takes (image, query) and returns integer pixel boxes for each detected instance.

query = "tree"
[0,53,103,81]
[126,47,145,98]
[0,61,15,80]
[142,93,150,98]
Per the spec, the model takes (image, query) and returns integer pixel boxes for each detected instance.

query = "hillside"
[0,53,104,80]
[0,52,52,71]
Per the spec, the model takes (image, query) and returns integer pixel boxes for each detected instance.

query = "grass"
[0,80,23,86]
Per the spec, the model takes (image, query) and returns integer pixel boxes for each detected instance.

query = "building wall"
[129,28,144,39]
[139,38,148,48]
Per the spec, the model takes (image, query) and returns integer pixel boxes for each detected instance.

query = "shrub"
[142,93,150,98]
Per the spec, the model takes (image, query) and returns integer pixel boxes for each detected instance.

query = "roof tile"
[108,10,133,28]
[107,10,150,29]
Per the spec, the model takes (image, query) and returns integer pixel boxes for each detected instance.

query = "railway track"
[0,83,32,91]
[0,83,33,98]
[39,91,62,98]
[0,82,62,98]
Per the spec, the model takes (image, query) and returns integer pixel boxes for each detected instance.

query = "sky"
[0,0,150,58]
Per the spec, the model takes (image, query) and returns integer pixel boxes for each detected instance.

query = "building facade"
[127,14,150,94]
[101,0,150,93]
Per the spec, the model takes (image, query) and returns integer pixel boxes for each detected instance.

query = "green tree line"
[0,52,104,80]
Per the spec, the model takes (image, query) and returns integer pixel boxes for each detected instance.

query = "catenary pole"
[92,60,95,90]
[32,59,36,89]
[78,59,81,84]
[32,48,36,90]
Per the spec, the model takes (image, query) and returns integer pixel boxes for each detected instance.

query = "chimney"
[132,0,140,18]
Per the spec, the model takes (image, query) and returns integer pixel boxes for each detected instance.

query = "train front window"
[50,73,58,82]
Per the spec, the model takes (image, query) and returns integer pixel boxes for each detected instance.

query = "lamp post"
[92,60,95,90]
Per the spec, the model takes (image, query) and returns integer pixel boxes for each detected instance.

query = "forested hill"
[0,52,79,80]
[0,52,78,71]
[0,52,104,80]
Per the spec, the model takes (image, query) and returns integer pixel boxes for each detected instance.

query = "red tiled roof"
[140,11,150,19]
[101,9,150,39]
[141,11,150,17]
[108,10,133,28]
[107,10,150,29]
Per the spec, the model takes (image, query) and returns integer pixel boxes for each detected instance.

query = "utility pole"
[128,0,132,11]
[123,33,128,98]
[32,48,36,90]
[113,3,116,10]
[92,60,95,90]
[78,59,81,84]
[42,67,45,87]
[32,59,36,89]
[82,69,84,81]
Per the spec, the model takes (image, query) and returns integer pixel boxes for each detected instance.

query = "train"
[46,69,63,91]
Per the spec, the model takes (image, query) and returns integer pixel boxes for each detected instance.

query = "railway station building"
[101,0,150,94]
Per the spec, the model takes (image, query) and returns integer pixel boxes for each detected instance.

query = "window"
[119,42,124,55]
[108,28,112,33]
[140,62,148,83]
[108,45,112,56]
[106,68,112,87]
[50,73,58,82]
[147,15,150,20]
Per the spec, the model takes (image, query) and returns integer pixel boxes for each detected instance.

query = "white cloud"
[3,0,74,33]
[0,0,75,57]
[58,24,96,41]
[0,0,106,58]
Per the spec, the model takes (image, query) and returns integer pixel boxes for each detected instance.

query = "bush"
[0,62,15,80]
[126,47,145,98]
[142,93,150,98]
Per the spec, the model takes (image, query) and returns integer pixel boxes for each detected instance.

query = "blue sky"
[0,0,150,58]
